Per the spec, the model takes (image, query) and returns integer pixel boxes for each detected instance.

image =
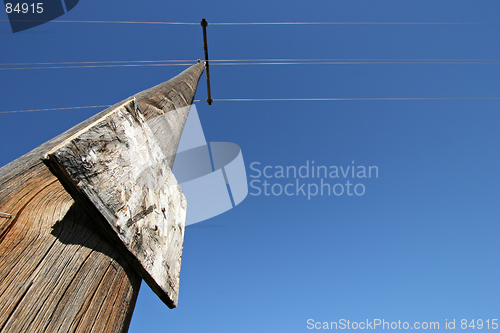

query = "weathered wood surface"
[0,165,141,333]
[43,98,186,308]
[0,62,205,332]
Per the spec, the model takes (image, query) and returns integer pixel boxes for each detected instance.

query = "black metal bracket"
[201,18,213,105]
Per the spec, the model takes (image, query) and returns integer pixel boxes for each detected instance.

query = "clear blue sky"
[1,1,500,332]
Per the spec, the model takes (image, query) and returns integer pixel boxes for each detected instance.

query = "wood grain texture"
[0,62,205,332]
[44,98,186,308]
[0,164,141,333]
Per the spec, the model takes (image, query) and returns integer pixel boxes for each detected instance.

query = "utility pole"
[0,62,204,333]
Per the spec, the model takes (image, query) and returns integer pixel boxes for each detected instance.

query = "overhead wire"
[2,58,500,71]
[0,19,198,25]
[211,60,500,66]
[196,97,500,102]
[1,19,499,112]
[0,105,111,114]
[210,58,500,62]
[2,19,500,25]
[208,21,500,26]
[0,59,194,66]
[0,63,195,70]
[3,97,500,114]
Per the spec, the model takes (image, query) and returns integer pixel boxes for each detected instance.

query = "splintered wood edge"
[42,99,182,308]
[45,100,134,158]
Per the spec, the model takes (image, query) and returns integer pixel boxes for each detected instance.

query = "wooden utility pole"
[0,62,205,333]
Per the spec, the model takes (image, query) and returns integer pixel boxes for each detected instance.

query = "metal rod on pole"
[201,18,213,105]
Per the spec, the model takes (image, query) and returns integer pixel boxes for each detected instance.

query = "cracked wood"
[43,98,186,308]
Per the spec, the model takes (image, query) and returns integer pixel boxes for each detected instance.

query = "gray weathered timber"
[43,98,186,308]
[0,62,205,332]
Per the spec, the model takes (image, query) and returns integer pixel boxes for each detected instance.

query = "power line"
[3,97,500,114]
[0,59,194,66]
[203,97,500,102]
[211,61,500,66]
[210,22,500,26]
[2,19,500,25]
[0,63,195,70]
[0,105,111,114]
[211,58,500,62]
[0,19,198,25]
[2,58,500,71]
